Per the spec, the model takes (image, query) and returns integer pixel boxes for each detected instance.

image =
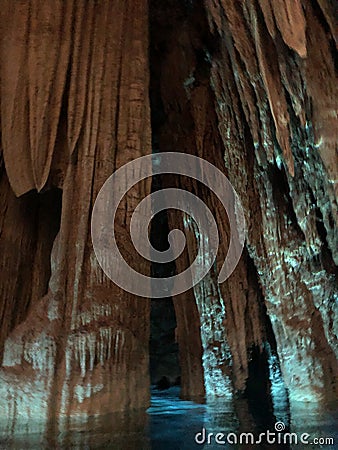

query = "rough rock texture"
[0,0,337,434]
[150,0,337,407]
[205,0,338,405]
[0,0,151,430]
[150,0,272,401]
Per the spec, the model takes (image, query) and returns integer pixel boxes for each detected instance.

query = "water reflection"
[149,388,337,450]
[0,409,150,450]
[149,387,206,449]
[0,387,336,449]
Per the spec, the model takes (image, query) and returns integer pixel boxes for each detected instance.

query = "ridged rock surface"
[0,0,337,434]
[0,0,151,430]
[150,0,337,407]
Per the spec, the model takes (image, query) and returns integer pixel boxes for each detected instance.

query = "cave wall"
[150,0,337,406]
[150,0,272,401]
[0,0,151,428]
[205,0,337,404]
[0,0,337,431]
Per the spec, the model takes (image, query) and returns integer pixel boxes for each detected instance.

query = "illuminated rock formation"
[0,0,151,429]
[150,0,337,407]
[0,0,336,434]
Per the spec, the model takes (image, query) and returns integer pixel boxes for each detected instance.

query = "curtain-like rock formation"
[0,0,151,430]
[0,0,337,436]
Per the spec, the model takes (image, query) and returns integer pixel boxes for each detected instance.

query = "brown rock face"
[0,0,151,429]
[204,0,338,405]
[150,0,337,407]
[0,0,337,434]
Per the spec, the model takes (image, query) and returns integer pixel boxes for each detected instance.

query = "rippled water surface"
[1,387,337,449]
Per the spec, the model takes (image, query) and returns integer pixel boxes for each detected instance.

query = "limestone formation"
[0,0,336,436]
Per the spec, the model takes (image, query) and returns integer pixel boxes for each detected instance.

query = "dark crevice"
[0,185,62,365]
[148,0,181,390]
[149,176,180,387]
[309,0,335,39]
[14,188,62,323]
[148,0,219,395]
[314,206,337,276]
[244,252,290,433]
[267,163,306,240]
